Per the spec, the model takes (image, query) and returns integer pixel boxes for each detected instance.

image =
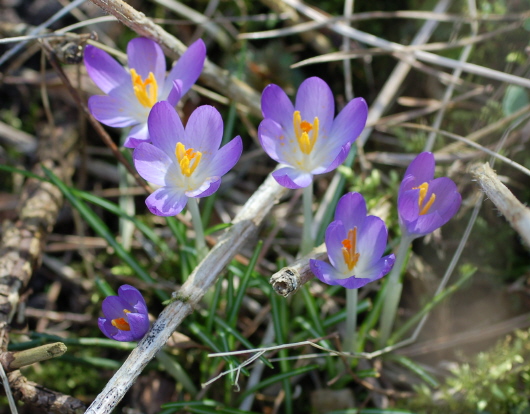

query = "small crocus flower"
[84,37,206,148]
[258,77,368,189]
[98,285,149,342]
[133,101,243,216]
[310,192,395,289]
[398,152,461,239]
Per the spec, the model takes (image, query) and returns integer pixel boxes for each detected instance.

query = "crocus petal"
[294,77,334,133]
[118,285,147,309]
[311,143,350,174]
[98,318,118,340]
[356,216,389,268]
[425,177,461,214]
[164,38,206,97]
[357,254,395,282]
[124,123,150,148]
[398,188,421,223]
[261,84,295,131]
[403,152,435,184]
[328,97,368,148]
[84,45,129,94]
[189,178,221,198]
[167,80,183,107]
[258,118,290,164]
[110,329,137,342]
[126,312,150,340]
[88,95,139,128]
[334,192,367,229]
[324,220,349,273]
[146,187,188,216]
[148,101,185,159]
[127,38,166,90]
[310,259,347,286]
[184,105,223,159]
[133,143,173,186]
[207,136,243,177]
[102,296,133,319]
[272,167,313,189]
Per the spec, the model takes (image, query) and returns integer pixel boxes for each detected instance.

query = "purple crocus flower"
[398,152,461,239]
[84,37,206,148]
[310,192,395,289]
[133,101,243,216]
[98,285,149,342]
[258,77,368,189]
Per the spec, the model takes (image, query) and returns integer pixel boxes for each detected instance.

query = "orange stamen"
[341,227,360,271]
[111,309,131,331]
[293,110,319,154]
[130,68,158,108]
[412,182,436,215]
[175,142,202,177]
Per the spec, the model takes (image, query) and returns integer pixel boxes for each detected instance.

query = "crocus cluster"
[98,285,149,342]
[398,152,461,239]
[310,193,395,289]
[258,77,368,189]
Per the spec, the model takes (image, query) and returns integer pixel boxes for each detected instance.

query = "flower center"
[412,182,436,215]
[111,309,131,331]
[175,142,202,177]
[293,110,319,155]
[130,68,158,108]
[341,227,360,271]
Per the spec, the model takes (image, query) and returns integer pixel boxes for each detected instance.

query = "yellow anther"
[341,227,360,271]
[175,142,202,177]
[412,182,436,215]
[130,68,158,108]
[293,110,319,155]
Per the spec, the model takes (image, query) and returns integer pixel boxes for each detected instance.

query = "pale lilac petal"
[398,189,421,223]
[109,328,136,342]
[102,296,132,319]
[164,38,206,97]
[272,167,313,189]
[127,38,166,89]
[126,312,150,340]
[311,143,350,174]
[258,118,291,164]
[133,143,173,186]
[124,123,150,148]
[98,318,118,340]
[184,105,223,159]
[357,254,395,282]
[403,152,435,183]
[398,175,418,196]
[334,192,367,230]
[84,45,129,94]
[207,136,243,177]
[340,276,376,289]
[167,80,183,107]
[426,177,460,213]
[88,95,139,127]
[190,178,221,198]
[310,259,346,285]
[146,187,188,216]
[328,97,368,148]
[357,216,388,266]
[148,101,184,159]
[324,221,348,272]
[118,285,147,308]
[294,77,334,133]
[261,84,295,131]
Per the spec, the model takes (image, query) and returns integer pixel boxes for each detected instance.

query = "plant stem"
[343,288,358,353]
[187,198,208,261]
[300,183,314,255]
[378,234,413,347]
